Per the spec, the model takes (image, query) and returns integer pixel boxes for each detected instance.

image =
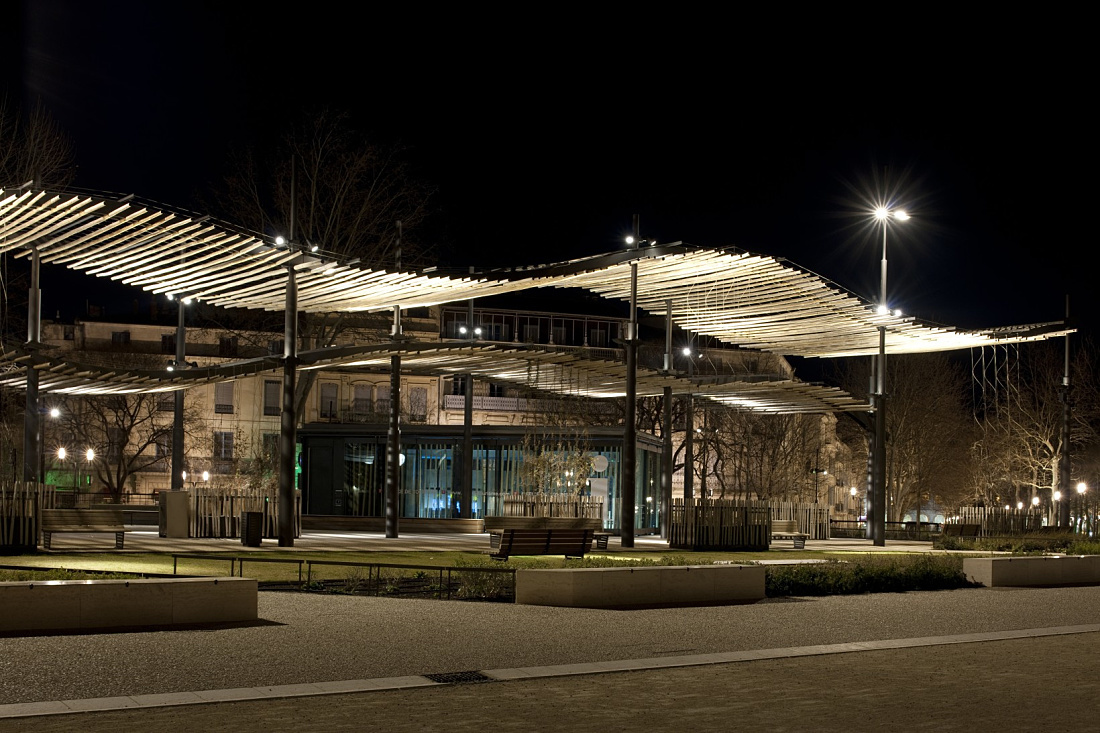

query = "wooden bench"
[484,517,604,560]
[489,528,594,561]
[771,519,809,549]
[41,508,127,550]
[943,523,981,538]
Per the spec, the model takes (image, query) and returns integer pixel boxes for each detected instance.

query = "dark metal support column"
[1059,295,1072,528]
[171,298,186,491]
[460,295,474,519]
[386,306,402,538]
[23,248,41,483]
[660,300,673,539]
[462,373,474,519]
[872,326,886,546]
[278,266,298,547]
[621,216,640,548]
[683,356,694,505]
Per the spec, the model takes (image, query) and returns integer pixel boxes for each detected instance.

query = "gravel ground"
[2,585,1100,706]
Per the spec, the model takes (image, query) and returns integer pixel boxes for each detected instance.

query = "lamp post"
[82,448,95,496]
[1077,482,1089,535]
[870,206,909,547]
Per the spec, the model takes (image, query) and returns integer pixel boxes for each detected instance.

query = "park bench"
[942,523,981,538]
[41,508,127,550]
[770,519,809,549]
[484,516,604,559]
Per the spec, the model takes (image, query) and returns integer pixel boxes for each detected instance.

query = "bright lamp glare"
[874,208,890,220]
[625,235,635,245]
[57,447,67,460]
[1078,482,1088,494]
[681,347,692,356]
[876,305,889,315]
[1032,496,1040,506]
[1054,491,1062,501]
[86,449,95,461]
[894,210,910,221]
[275,236,286,246]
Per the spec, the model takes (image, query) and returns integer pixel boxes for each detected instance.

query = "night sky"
[3,3,1095,348]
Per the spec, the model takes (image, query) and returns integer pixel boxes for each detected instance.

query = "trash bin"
[241,511,263,547]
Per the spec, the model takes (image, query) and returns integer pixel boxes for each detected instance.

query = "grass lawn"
[2,547,950,583]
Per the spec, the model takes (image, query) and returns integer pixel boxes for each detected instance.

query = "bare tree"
[833,353,976,520]
[975,340,1100,509]
[202,109,438,420]
[0,96,76,189]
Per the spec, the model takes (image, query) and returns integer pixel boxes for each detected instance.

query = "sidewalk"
[2,570,1099,731]
[32,527,942,554]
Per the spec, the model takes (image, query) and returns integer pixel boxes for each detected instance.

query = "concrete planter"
[0,577,257,634]
[516,564,765,608]
[963,555,1100,587]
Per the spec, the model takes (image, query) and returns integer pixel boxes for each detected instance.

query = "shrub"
[765,555,979,597]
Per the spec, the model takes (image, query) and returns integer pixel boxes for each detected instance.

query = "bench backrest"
[484,516,603,532]
[495,528,594,556]
[41,507,126,529]
[772,519,801,534]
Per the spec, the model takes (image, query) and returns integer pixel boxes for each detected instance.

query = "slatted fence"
[0,483,54,550]
[190,487,301,539]
[494,494,603,519]
[669,498,830,551]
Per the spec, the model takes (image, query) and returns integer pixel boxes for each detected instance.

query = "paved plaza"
[2,531,1097,731]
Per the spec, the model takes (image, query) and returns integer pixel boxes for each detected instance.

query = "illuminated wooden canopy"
[0,186,1070,410]
[0,342,869,414]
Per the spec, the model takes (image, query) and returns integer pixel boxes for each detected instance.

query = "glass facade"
[300,426,662,531]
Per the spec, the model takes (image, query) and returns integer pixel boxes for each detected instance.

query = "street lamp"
[870,205,909,547]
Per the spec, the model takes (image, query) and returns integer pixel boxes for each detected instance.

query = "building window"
[214,382,234,414]
[107,427,125,462]
[262,433,278,461]
[63,325,75,341]
[213,431,234,460]
[376,385,391,414]
[488,382,505,398]
[219,336,238,357]
[352,384,372,415]
[409,387,428,422]
[157,394,174,412]
[161,334,176,354]
[268,339,284,356]
[264,380,280,416]
[319,383,338,419]
[449,377,465,396]
[111,331,131,347]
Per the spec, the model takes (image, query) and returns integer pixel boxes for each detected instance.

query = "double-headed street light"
[869,206,908,546]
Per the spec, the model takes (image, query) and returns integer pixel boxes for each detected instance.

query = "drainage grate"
[423,671,493,685]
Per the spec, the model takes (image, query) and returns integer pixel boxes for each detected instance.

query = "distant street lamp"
[870,206,909,547]
[81,448,95,495]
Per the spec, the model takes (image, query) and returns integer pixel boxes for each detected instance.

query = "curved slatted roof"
[0,342,868,414]
[0,186,1071,409]
[1,187,1069,359]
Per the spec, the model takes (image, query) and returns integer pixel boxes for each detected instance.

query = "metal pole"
[684,357,694,505]
[621,216,639,548]
[660,300,673,539]
[872,224,887,546]
[386,306,403,538]
[462,293,474,519]
[171,298,186,491]
[1059,294,1072,528]
[278,265,298,546]
[23,247,41,483]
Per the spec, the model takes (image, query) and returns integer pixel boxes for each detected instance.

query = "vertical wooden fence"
[0,483,55,551]
[191,488,301,539]
[492,493,603,519]
[952,507,1049,536]
[669,498,830,551]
